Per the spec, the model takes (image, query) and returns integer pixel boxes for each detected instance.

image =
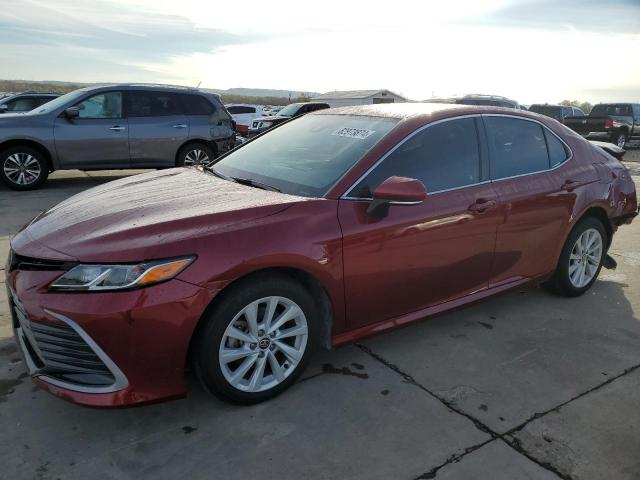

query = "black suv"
[0,92,59,113]
[529,104,585,122]
[248,102,330,137]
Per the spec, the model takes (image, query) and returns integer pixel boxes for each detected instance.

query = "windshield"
[32,89,88,114]
[212,114,398,197]
[276,103,301,117]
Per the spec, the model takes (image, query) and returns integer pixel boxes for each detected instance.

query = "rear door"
[53,90,130,169]
[125,90,188,167]
[181,94,234,149]
[483,115,579,286]
[339,116,500,328]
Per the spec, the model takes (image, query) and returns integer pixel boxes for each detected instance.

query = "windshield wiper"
[204,165,281,192]
[230,176,281,192]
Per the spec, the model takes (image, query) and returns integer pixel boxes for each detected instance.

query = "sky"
[0,0,639,104]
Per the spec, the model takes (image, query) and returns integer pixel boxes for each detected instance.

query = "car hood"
[11,168,308,263]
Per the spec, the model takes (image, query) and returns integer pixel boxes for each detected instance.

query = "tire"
[193,273,318,404]
[176,143,215,167]
[0,146,49,190]
[611,131,627,149]
[545,216,607,297]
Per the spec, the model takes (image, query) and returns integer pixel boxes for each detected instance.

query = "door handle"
[109,126,126,131]
[468,199,497,213]
[172,124,187,129]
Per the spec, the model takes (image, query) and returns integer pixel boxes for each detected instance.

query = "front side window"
[485,116,549,179]
[213,114,397,197]
[350,117,481,198]
[76,92,122,119]
[127,91,181,117]
[227,106,255,115]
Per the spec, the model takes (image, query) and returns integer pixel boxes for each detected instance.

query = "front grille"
[8,250,75,272]
[11,292,121,390]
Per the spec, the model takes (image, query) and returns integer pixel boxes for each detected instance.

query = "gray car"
[0,92,60,114]
[0,84,235,190]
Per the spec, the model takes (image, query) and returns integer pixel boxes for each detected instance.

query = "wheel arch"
[186,266,335,367]
[0,139,54,171]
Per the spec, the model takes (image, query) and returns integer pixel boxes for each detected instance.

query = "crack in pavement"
[356,344,640,480]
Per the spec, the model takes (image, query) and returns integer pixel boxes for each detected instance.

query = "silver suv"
[0,84,235,190]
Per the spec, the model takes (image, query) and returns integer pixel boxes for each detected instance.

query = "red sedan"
[6,103,637,406]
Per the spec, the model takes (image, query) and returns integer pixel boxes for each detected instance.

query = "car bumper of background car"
[6,269,214,407]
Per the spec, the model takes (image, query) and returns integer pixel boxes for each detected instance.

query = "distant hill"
[0,80,319,105]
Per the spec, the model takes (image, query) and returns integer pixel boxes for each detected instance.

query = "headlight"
[259,121,272,128]
[49,256,195,292]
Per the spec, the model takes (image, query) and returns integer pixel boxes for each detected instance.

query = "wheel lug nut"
[258,351,265,358]
[269,331,276,338]
[250,343,257,350]
[269,343,275,350]
[258,329,265,337]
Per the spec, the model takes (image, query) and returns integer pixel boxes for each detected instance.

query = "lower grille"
[10,290,127,392]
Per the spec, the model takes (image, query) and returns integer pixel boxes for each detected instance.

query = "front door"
[53,91,129,169]
[339,116,500,329]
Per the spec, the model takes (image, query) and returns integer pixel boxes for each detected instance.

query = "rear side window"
[127,91,182,117]
[182,94,214,115]
[351,117,481,197]
[485,117,548,179]
[545,130,569,167]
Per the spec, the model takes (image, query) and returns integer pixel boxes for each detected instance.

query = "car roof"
[71,84,220,97]
[312,102,549,123]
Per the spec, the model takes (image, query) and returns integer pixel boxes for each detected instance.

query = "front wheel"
[545,217,606,297]
[0,146,49,190]
[193,273,318,404]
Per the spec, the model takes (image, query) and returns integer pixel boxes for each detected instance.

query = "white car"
[225,104,266,136]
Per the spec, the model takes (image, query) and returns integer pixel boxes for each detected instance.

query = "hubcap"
[568,228,603,288]
[617,136,626,148]
[184,149,209,166]
[219,296,308,392]
[3,153,41,185]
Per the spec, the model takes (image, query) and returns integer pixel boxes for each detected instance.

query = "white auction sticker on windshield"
[332,127,375,139]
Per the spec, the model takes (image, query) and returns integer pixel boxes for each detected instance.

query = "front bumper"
[6,266,214,407]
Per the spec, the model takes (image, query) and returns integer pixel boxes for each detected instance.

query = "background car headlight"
[259,121,272,128]
[49,256,195,291]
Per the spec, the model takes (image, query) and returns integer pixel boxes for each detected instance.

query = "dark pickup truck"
[564,103,640,149]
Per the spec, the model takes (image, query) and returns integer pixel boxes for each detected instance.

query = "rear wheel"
[0,146,49,190]
[611,131,627,149]
[176,143,215,167]
[545,217,606,297]
[193,273,318,404]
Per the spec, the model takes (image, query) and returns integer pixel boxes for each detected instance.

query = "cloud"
[0,0,263,74]
[470,0,640,34]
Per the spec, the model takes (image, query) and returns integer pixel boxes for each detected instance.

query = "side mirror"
[0,104,8,113]
[64,107,80,119]
[367,176,427,218]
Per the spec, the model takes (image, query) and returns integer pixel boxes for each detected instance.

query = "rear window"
[227,105,256,114]
[590,104,632,116]
[529,105,562,120]
[181,94,214,115]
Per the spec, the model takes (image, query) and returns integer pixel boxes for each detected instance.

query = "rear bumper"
[6,269,215,407]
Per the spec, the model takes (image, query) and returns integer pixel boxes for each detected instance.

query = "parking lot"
[1,159,639,480]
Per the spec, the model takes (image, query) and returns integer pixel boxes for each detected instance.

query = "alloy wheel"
[184,149,209,166]
[568,228,603,288]
[616,135,626,149]
[3,153,41,186]
[218,296,308,393]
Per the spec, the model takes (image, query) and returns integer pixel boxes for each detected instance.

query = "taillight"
[604,119,614,129]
